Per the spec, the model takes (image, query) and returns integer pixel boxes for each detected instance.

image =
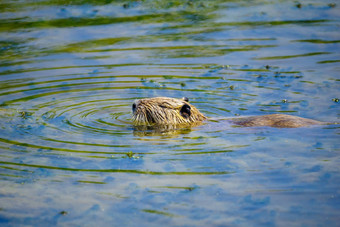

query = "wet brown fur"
[132,97,324,128]
[230,114,322,128]
[132,97,206,126]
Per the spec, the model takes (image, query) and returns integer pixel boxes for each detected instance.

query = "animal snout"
[132,100,139,113]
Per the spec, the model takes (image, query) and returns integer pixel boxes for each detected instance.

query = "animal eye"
[132,103,136,112]
[180,104,191,118]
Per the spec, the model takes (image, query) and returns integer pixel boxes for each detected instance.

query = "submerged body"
[230,114,322,128]
[132,97,324,128]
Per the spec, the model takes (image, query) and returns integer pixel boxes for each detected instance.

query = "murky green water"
[0,0,339,226]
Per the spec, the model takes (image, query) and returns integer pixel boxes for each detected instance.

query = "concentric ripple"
[40,98,131,135]
[0,61,338,166]
[0,0,339,226]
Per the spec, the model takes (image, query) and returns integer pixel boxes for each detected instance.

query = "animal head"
[132,97,206,126]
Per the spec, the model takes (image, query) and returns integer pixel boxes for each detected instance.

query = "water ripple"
[0,0,339,225]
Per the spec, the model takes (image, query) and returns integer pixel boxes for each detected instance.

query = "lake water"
[0,0,339,226]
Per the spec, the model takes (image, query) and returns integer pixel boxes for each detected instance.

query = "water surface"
[0,0,339,226]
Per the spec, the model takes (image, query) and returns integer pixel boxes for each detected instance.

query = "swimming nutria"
[132,97,325,128]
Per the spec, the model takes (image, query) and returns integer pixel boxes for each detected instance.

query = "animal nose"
[132,103,137,112]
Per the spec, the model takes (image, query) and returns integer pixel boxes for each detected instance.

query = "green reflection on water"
[0,161,233,175]
[0,0,339,225]
[294,39,340,44]
[0,137,137,155]
[142,209,178,217]
[77,180,106,184]
[255,52,331,60]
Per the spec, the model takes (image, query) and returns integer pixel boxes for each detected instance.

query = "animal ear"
[180,104,191,118]
[182,97,189,102]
